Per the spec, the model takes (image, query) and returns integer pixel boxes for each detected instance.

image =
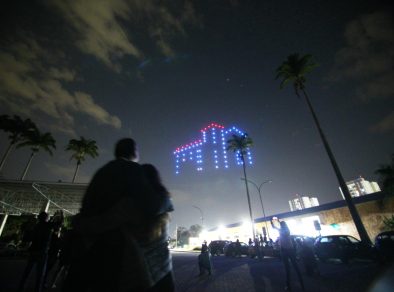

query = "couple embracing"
[64,138,175,292]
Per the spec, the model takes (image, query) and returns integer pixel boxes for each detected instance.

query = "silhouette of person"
[271,219,305,291]
[254,238,263,260]
[43,225,62,287]
[18,211,61,292]
[298,238,319,277]
[48,226,74,289]
[63,138,165,292]
[140,163,175,291]
[235,239,241,257]
[198,241,212,275]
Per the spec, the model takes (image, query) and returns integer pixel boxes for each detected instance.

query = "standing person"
[271,218,305,291]
[18,211,61,292]
[235,239,241,257]
[254,238,263,261]
[48,226,74,289]
[140,163,175,291]
[43,225,62,287]
[299,238,319,277]
[64,138,162,292]
[198,241,212,276]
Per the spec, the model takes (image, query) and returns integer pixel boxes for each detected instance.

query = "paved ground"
[0,252,393,291]
[171,252,393,292]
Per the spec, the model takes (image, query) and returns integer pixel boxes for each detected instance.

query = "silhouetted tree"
[0,115,37,172]
[276,53,371,244]
[375,154,394,192]
[189,224,203,237]
[18,128,56,180]
[66,137,99,183]
[176,226,190,246]
[227,133,255,239]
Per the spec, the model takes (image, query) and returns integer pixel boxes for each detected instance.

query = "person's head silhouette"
[37,211,49,223]
[115,138,138,162]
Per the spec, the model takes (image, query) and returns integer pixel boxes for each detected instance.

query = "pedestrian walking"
[271,218,305,291]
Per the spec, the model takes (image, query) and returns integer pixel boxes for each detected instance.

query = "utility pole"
[192,205,204,228]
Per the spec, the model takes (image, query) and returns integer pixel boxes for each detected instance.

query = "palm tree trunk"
[0,214,9,237]
[302,89,371,244]
[20,152,35,181]
[0,143,14,172]
[241,155,255,240]
[72,162,80,183]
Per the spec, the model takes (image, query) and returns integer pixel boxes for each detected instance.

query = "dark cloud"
[370,111,394,133]
[49,0,201,71]
[329,11,394,101]
[0,37,121,135]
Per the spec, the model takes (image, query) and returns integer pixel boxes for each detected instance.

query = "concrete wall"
[214,195,394,242]
[318,195,394,240]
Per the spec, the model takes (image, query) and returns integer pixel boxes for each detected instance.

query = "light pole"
[192,205,204,228]
[241,178,272,240]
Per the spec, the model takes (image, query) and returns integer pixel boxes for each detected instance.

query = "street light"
[192,205,204,228]
[241,178,272,240]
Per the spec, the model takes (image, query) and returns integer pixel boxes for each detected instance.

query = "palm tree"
[66,137,99,183]
[18,128,56,180]
[227,133,255,239]
[375,154,394,192]
[0,115,37,172]
[276,53,371,244]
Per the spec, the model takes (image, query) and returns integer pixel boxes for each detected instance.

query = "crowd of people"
[199,218,317,291]
[14,137,321,292]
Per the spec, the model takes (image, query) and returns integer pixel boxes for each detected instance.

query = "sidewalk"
[0,253,392,292]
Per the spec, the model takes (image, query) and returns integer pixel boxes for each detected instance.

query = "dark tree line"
[0,114,98,182]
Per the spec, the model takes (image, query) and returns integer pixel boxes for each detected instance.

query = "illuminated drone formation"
[173,123,253,174]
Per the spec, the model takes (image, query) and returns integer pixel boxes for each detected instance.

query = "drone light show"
[173,123,253,174]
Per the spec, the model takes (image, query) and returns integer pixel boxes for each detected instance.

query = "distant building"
[345,177,381,198]
[289,195,319,211]
[206,190,393,244]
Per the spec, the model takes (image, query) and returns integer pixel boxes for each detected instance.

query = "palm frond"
[226,134,253,156]
[16,128,56,156]
[66,136,99,163]
[276,53,318,92]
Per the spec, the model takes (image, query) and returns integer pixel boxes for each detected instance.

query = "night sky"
[0,0,393,235]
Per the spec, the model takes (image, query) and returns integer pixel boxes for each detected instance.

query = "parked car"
[374,231,394,262]
[314,235,375,263]
[208,240,230,256]
[223,241,249,257]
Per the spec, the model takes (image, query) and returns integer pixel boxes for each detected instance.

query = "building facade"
[346,176,381,197]
[289,195,319,211]
[203,191,394,244]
